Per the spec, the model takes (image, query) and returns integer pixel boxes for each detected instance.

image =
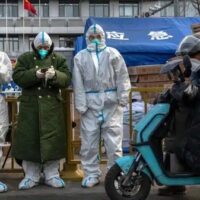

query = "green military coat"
[12,51,71,163]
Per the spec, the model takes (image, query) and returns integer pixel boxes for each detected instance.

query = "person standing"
[12,32,71,190]
[0,51,12,192]
[73,24,131,188]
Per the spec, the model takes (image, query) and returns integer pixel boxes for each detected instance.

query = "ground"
[0,175,200,200]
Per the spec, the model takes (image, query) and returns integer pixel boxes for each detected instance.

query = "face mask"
[91,38,101,45]
[38,49,48,59]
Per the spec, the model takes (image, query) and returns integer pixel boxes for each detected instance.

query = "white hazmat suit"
[0,51,13,192]
[73,24,131,187]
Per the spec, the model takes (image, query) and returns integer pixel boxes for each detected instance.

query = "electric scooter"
[105,57,200,200]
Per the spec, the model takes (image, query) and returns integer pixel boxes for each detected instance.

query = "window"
[0,36,19,52]
[59,0,79,17]
[59,37,74,48]
[0,3,18,17]
[28,0,49,17]
[89,0,109,17]
[119,3,139,17]
[89,4,109,17]
[59,4,79,17]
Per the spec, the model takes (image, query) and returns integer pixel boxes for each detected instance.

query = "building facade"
[0,0,199,61]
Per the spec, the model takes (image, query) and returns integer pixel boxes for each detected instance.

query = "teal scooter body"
[116,103,200,186]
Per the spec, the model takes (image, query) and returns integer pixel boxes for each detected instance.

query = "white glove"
[184,84,199,98]
[45,67,56,80]
[36,69,45,79]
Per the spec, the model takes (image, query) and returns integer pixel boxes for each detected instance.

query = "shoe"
[0,182,8,193]
[158,186,186,196]
[18,178,39,190]
[45,177,65,188]
[81,176,100,188]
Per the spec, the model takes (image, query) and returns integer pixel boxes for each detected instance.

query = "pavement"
[0,175,200,200]
[1,159,200,200]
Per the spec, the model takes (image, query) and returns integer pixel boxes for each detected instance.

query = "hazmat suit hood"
[86,24,106,52]
[32,32,54,58]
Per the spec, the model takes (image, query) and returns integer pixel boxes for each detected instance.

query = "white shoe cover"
[0,182,7,192]
[81,176,100,188]
[45,177,65,188]
[18,178,39,190]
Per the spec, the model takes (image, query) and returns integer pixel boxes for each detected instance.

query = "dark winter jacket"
[12,51,71,163]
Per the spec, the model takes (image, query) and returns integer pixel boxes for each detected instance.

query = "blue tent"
[74,17,200,67]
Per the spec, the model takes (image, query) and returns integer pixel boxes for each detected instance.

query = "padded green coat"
[12,51,71,163]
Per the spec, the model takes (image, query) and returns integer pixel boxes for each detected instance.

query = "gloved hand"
[184,84,199,98]
[45,67,56,80]
[36,69,45,79]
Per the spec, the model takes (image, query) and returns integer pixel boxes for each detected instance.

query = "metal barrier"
[61,87,164,180]
[0,87,164,179]
[128,87,163,152]
[1,96,22,173]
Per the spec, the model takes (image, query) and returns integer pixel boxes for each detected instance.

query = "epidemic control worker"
[0,51,12,192]
[73,24,131,188]
[12,32,71,190]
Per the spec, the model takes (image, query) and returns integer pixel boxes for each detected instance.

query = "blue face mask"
[38,49,48,59]
[91,38,101,45]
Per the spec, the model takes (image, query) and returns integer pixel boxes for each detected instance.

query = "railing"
[0,87,164,179]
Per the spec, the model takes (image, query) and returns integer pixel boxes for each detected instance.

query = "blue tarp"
[74,17,200,67]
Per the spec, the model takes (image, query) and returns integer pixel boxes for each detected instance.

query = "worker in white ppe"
[73,24,131,188]
[0,51,13,192]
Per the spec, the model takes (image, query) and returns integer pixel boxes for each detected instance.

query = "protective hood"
[32,32,54,58]
[33,32,52,49]
[86,24,106,52]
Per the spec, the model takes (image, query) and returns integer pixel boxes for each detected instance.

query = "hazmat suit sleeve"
[73,55,87,114]
[49,54,71,88]
[111,48,131,106]
[0,52,12,84]
[12,53,41,88]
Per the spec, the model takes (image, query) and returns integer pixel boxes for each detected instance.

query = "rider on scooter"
[158,35,200,196]
[156,58,190,196]
[175,35,200,174]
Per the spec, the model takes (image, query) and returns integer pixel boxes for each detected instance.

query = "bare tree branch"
[191,0,200,15]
